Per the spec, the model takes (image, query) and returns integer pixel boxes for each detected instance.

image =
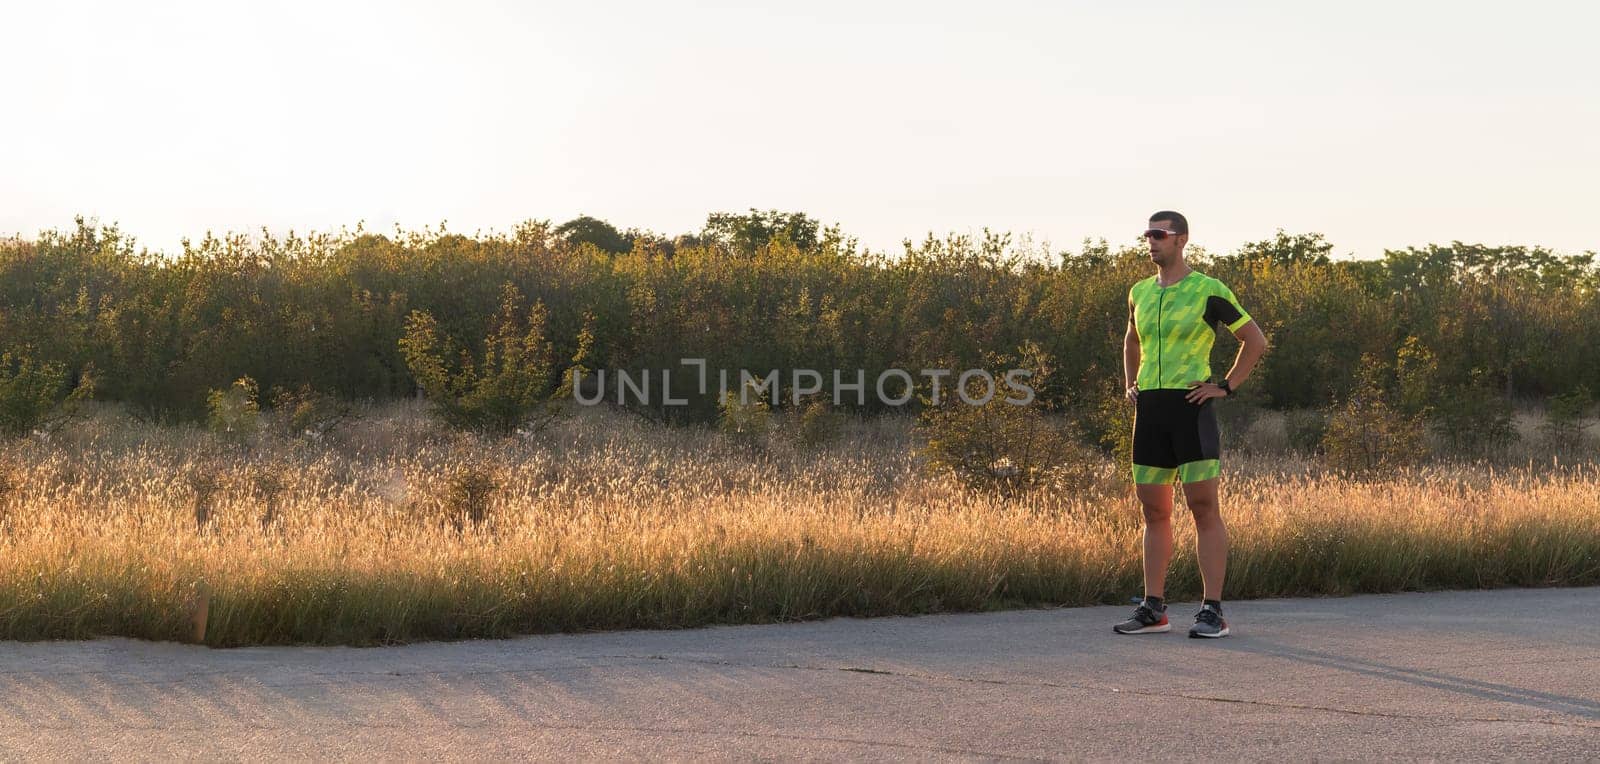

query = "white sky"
[2,1,1596,259]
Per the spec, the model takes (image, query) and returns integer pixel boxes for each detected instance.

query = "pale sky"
[3,1,1596,259]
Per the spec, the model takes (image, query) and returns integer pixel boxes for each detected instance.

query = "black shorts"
[1132,388,1221,484]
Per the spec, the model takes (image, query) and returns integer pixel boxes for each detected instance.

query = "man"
[1112,210,1269,638]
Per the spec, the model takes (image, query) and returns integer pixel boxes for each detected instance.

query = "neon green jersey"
[1128,270,1252,391]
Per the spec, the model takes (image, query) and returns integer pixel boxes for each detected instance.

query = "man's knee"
[1187,497,1222,525]
[1139,501,1173,524]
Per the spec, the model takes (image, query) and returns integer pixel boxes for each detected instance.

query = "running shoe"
[1112,602,1171,634]
[1188,603,1230,638]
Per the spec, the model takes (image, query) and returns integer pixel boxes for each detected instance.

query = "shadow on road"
[1214,637,1600,720]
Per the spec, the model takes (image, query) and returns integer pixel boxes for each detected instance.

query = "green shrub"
[1539,385,1593,451]
[1429,369,1518,457]
[206,377,261,441]
[918,371,1099,494]
[787,393,845,449]
[0,348,94,438]
[399,282,565,436]
[717,379,773,448]
[1320,356,1426,474]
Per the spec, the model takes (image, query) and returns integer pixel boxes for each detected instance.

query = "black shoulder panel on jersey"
[1203,295,1243,329]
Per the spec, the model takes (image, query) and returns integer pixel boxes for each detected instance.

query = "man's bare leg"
[1180,477,1227,601]
[1135,483,1175,598]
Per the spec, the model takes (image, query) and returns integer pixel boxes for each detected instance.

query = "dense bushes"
[0,347,94,436]
[1,215,1596,446]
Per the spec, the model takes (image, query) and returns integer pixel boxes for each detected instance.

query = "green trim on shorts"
[1132,464,1177,484]
[1132,459,1220,485]
[1177,459,1219,483]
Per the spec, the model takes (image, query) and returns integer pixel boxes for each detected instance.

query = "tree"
[702,209,820,256]
[1230,230,1334,266]
[554,215,633,255]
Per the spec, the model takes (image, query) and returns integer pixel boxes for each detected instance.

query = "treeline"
[1,213,1596,426]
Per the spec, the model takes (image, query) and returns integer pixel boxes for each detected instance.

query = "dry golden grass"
[0,402,1596,646]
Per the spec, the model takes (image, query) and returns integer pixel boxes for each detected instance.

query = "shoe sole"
[1188,626,1230,638]
[1113,622,1171,634]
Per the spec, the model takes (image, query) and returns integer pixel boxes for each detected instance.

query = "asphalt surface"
[2,587,1597,761]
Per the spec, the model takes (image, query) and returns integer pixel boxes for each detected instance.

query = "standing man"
[1113,211,1269,638]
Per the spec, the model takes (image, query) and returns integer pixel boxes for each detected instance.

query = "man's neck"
[1156,258,1192,286]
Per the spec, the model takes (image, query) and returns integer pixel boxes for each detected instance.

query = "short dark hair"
[1148,210,1188,235]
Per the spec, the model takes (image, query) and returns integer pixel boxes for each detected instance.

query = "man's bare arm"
[1123,320,1141,402]
[1221,320,1268,390]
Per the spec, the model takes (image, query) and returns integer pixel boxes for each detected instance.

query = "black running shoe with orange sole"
[1113,603,1171,634]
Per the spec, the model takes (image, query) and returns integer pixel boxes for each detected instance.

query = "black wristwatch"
[1217,379,1232,396]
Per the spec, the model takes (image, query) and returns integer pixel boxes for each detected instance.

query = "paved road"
[2,587,1597,761]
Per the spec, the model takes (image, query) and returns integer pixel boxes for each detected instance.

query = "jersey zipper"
[1155,284,1165,387]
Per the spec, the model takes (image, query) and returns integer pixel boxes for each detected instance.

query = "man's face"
[1145,221,1185,265]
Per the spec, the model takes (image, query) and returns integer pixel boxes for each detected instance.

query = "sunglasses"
[1143,229,1183,240]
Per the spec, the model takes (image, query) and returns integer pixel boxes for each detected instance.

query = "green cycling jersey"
[1129,270,1252,391]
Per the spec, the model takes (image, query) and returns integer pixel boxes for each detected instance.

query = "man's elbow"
[1237,324,1269,352]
